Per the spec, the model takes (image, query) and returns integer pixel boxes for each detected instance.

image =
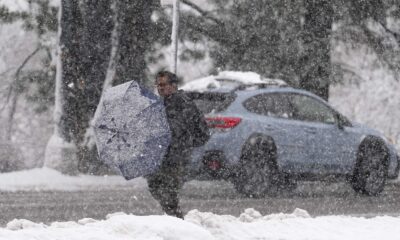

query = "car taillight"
[206,159,222,171]
[205,117,242,129]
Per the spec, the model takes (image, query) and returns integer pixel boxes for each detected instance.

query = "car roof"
[234,86,328,103]
[180,71,288,92]
[186,84,328,104]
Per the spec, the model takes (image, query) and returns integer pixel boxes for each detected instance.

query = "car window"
[185,92,236,114]
[243,93,293,119]
[289,94,336,124]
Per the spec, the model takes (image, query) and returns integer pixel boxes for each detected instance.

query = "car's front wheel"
[351,136,389,196]
[233,134,280,198]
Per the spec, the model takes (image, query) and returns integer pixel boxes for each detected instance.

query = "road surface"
[1,180,400,226]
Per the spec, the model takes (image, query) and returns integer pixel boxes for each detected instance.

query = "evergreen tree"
[113,0,158,86]
[180,0,333,97]
[334,0,400,81]
[181,0,304,85]
[180,0,399,100]
[299,0,333,100]
[0,6,25,23]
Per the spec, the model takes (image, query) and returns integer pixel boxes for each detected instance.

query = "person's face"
[156,76,177,97]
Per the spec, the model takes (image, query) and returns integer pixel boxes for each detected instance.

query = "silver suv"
[186,84,400,197]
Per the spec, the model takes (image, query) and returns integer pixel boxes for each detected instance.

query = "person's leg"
[148,147,190,219]
[147,165,184,218]
[147,171,163,203]
[158,169,184,219]
[147,146,174,203]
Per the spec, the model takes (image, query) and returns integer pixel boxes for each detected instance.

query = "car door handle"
[265,125,275,131]
[305,128,317,134]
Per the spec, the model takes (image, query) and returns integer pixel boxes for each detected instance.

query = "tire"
[233,134,280,198]
[277,173,297,193]
[351,136,389,196]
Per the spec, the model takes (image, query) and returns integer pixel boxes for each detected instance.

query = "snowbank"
[1,208,400,240]
[0,168,145,192]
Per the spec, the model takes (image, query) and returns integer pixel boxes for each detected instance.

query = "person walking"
[147,70,209,219]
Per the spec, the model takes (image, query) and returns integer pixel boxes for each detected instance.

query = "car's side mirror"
[336,114,345,130]
[337,120,344,130]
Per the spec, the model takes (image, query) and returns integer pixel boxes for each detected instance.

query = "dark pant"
[147,148,189,218]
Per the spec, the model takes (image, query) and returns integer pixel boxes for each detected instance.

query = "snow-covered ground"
[0,167,145,192]
[1,206,400,240]
[0,167,398,193]
[2,169,400,239]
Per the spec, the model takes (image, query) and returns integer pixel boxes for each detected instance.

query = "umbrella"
[93,81,171,180]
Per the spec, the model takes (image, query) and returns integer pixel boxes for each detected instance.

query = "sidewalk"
[0,168,146,192]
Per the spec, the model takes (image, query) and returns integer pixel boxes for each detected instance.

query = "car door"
[242,92,315,172]
[288,93,357,174]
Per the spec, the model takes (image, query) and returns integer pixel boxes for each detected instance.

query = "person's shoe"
[165,208,184,219]
[174,209,184,219]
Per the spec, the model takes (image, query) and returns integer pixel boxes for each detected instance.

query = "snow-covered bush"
[0,141,25,172]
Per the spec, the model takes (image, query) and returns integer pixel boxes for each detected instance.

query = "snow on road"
[2,164,400,192]
[2,168,400,239]
[0,168,145,192]
[1,208,400,240]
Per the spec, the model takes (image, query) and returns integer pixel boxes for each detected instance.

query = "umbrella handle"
[98,124,117,133]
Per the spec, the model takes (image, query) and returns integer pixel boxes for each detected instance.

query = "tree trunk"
[45,0,157,174]
[78,0,157,173]
[76,0,114,173]
[113,0,156,86]
[299,0,333,101]
[44,0,83,175]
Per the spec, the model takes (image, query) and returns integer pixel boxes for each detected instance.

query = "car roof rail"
[230,82,289,92]
[185,91,234,101]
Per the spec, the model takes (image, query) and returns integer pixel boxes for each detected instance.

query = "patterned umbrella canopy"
[93,81,171,180]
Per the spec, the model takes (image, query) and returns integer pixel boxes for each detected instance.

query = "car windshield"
[185,92,236,114]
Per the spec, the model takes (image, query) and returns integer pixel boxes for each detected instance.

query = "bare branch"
[0,46,42,114]
[182,14,233,46]
[4,46,43,141]
[180,0,221,25]
[360,23,399,76]
[375,20,400,46]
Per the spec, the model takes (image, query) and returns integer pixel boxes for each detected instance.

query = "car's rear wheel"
[351,136,389,196]
[278,173,297,193]
[233,134,280,198]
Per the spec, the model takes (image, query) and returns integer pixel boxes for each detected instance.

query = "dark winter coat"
[163,90,209,155]
[147,90,209,218]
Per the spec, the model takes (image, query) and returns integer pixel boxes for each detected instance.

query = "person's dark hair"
[156,70,179,85]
